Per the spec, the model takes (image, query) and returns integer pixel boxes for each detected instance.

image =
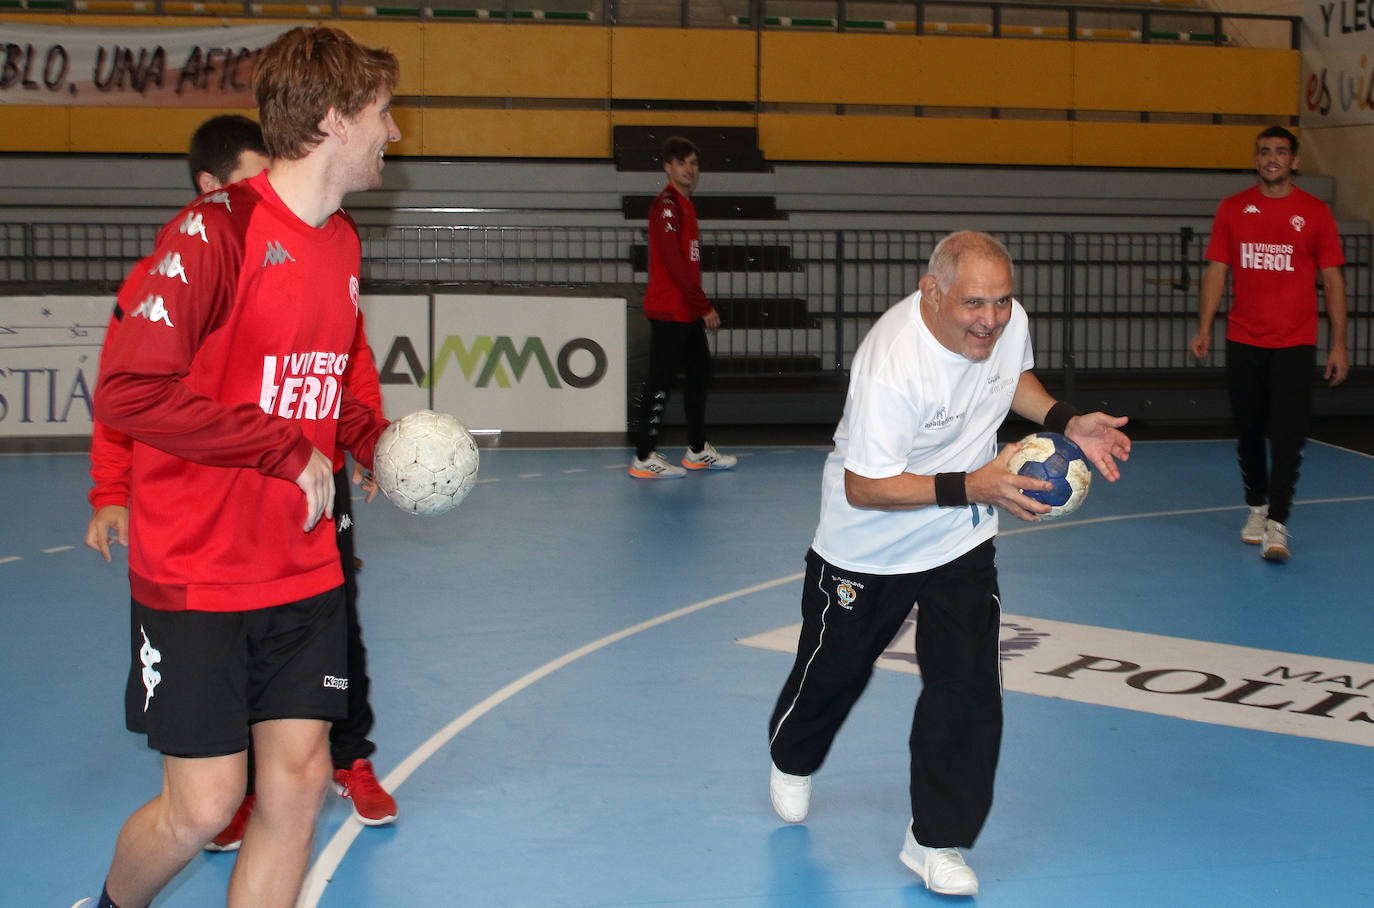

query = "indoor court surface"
[5,435,1374,907]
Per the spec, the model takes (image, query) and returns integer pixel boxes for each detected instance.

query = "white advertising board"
[1,293,627,438]
[0,294,112,437]
[429,295,627,433]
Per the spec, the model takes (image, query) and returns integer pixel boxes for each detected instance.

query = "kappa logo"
[179,211,208,244]
[196,190,232,212]
[1244,204,1262,214]
[149,251,189,285]
[337,513,353,533]
[139,625,162,712]
[1291,215,1306,233]
[323,675,349,690]
[262,241,296,267]
[130,293,174,327]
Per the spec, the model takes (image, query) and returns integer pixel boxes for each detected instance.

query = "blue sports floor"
[4,436,1373,907]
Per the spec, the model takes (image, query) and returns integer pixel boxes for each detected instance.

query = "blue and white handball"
[1008,432,1091,520]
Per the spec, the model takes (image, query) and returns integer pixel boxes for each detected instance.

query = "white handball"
[1007,431,1092,520]
[372,410,479,516]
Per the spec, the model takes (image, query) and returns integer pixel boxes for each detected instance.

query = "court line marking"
[295,573,802,908]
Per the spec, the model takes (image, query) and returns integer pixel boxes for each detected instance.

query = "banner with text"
[1301,0,1374,125]
[0,23,291,107]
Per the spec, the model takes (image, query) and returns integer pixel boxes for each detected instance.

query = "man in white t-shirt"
[766,231,1131,896]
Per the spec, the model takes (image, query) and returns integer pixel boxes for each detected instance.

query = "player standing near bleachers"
[767,231,1131,896]
[1189,125,1348,562]
[73,26,398,908]
[629,135,737,478]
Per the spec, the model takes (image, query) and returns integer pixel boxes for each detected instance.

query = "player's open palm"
[1065,413,1131,482]
[968,444,1052,522]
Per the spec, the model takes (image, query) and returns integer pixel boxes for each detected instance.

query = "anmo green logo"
[379,336,607,390]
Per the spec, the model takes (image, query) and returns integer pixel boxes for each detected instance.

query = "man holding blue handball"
[766,231,1131,896]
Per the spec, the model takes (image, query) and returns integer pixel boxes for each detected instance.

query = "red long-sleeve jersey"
[643,184,712,322]
[93,171,388,613]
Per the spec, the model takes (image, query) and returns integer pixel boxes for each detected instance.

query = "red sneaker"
[333,759,397,826]
[204,794,255,852]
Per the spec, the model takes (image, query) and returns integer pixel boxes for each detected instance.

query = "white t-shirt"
[811,290,1034,575]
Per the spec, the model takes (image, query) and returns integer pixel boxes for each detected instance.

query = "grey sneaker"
[1261,519,1290,562]
[629,451,686,479]
[899,826,979,896]
[1241,504,1268,544]
[682,441,737,471]
[769,763,812,823]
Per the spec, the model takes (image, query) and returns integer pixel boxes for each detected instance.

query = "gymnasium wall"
[0,16,1298,169]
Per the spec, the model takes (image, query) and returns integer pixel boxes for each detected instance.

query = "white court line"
[295,490,1374,906]
[295,573,802,908]
[43,545,75,553]
[0,556,20,564]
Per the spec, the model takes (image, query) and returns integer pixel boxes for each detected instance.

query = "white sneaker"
[682,441,737,471]
[1241,504,1268,544]
[769,763,812,823]
[899,826,979,896]
[629,451,686,479]
[1261,519,1290,562]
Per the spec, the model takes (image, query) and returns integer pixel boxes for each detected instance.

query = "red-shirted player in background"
[1189,125,1348,563]
[84,113,399,852]
[73,26,399,908]
[629,135,738,479]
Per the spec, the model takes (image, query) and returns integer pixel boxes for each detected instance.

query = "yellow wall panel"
[1072,45,1299,115]
[68,106,255,152]
[611,28,755,101]
[759,113,1074,166]
[390,105,424,156]
[422,24,610,99]
[610,110,756,128]
[334,22,425,96]
[1071,121,1270,168]
[0,107,70,151]
[760,33,1074,109]
[420,108,610,158]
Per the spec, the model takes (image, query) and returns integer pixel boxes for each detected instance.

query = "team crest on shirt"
[1290,215,1306,233]
[349,275,360,314]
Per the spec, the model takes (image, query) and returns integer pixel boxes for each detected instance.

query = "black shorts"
[125,586,349,757]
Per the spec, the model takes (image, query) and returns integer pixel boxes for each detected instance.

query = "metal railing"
[3,222,1369,384]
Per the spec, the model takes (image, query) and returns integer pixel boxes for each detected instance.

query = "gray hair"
[927,231,1014,292]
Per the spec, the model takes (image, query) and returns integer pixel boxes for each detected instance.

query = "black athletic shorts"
[125,586,349,758]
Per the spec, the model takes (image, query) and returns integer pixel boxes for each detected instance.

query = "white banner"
[360,295,432,421]
[430,295,627,433]
[741,612,1374,748]
[0,294,111,436]
[1301,0,1374,126]
[0,23,291,107]
[1,292,629,437]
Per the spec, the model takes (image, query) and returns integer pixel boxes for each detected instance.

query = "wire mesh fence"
[3,221,1368,383]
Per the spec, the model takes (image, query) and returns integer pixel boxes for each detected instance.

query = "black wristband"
[934,472,969,508]
[1043,401,1080,435]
